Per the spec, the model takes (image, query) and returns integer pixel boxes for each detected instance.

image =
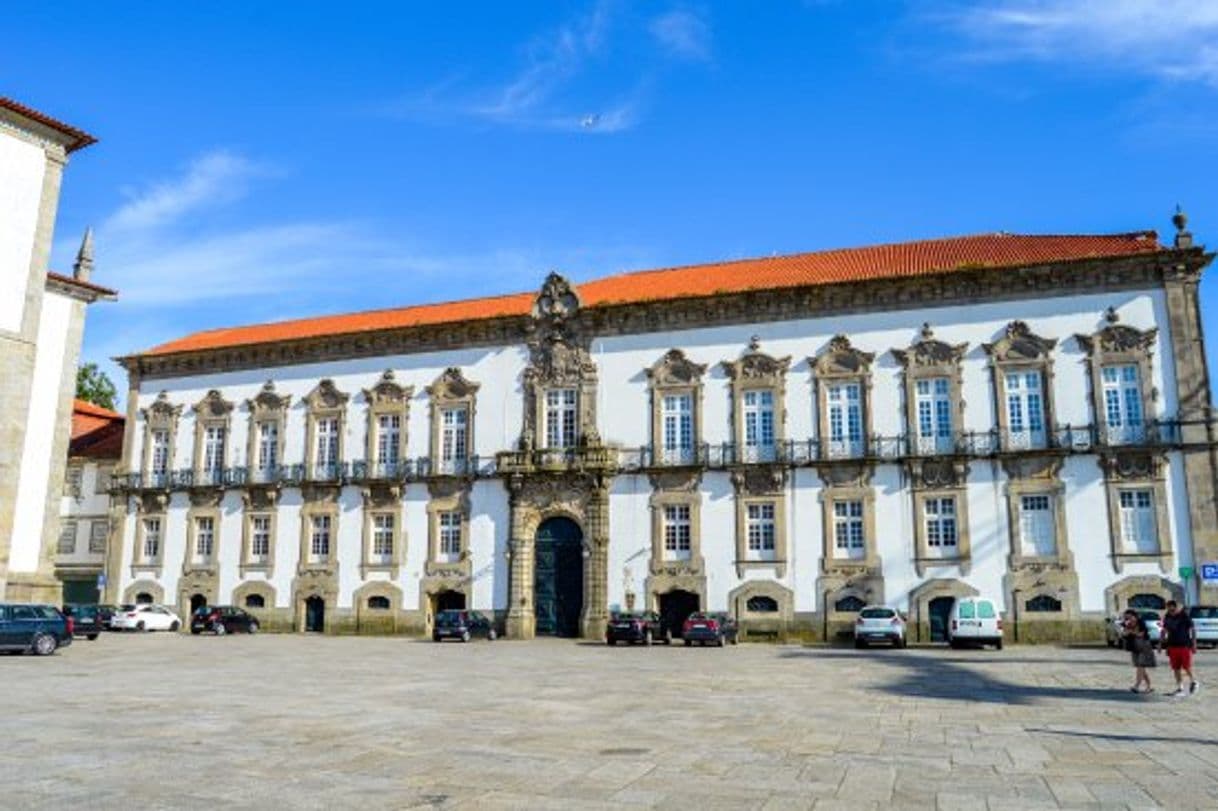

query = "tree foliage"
[76,362,118,410]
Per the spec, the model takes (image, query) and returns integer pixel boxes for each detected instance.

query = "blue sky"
[4,1,1218,394]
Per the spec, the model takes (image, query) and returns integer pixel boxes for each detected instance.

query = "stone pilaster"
[580,476,611,639]
[504,476,535,639]
[104,367,141,604]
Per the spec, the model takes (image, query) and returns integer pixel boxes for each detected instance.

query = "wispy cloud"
[939,1,1218,86]
[105,151,270,232]
[650,9,712,62]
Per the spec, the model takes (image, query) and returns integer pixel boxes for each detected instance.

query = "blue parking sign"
[1201,563,1218,584]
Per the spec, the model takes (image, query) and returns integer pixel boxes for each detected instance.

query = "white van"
[947,597,1004,649]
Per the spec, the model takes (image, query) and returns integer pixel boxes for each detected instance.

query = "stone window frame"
[982,321,1058,451]
[133,510,166,576]
[646,349,707,466]
[192,390,235,486]
[649,472,703,571]
[298,486,339,575]
[425,480,471,577]
[244,381,290,483]
[363,370,413,475]
[1099,452,1171,573]
[184,490,222,575]
[907,460,972,576]
[427,368,480,474]
[723,342,791,463]
[303,379,349,479]
[731,466,789,577]
[818,473,879,574]
[94,464,113,495]
[88,518,109,554]
[727,580,795,625]
[233,580,277,613]
[57,519,78,554]
[140,392,182,485]
[360,484,404,578]
[64,464,83,498]
[1003,459,1071,570]
[1075,315,1158,446]
[891,324,968,456]
[811,335,875,460]
[240,510,276,577]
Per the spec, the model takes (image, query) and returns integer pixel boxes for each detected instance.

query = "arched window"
[1025,594,1062,613]
[367,595,391,611]
[1128,593,1165,610]
[244,594,266,609]
[834,595,866,613]
[135,592,154,605]
[746,595,779,613]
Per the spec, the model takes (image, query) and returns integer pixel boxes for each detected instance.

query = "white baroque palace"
[108,223,1218,641]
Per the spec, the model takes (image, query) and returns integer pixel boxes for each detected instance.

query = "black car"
[682,612,739,647]
[433,610,496,642]
[0,603,74,655]
[606,611,671,645]
[191,605,261,635]
[62,604,104,640]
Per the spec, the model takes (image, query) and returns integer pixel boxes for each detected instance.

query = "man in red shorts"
[1160,600,1199,697]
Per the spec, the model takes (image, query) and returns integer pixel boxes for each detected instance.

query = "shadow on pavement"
[1027,728,1218,746]
[779,648,1143,705]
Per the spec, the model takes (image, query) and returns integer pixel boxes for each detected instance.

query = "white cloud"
[650,9,712,62]
[105,151,269,232]
[943,0,1218,86]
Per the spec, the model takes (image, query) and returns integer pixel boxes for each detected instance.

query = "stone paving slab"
[1,636,1215,810]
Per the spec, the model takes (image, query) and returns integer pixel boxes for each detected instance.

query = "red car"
[682,613,739,647]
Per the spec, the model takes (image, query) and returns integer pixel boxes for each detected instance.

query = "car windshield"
[1189,606,1218,619]
[958,601,975,620]
[860,608,895,619]
[977,602,996,619]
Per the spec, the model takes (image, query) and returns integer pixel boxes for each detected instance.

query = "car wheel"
[31,633,57,656]
[716,636,725,648]
[606,637,616,646]
[214,623,227,636]
[995,639,1004,651]
[643,630,653,647]
[683,639,691,647]
[432,634,442,643]
[191,628,201,635]
[136,621,146,632]
[854,638,865,649]
[87,634,99,641]
[169,621,180,632]
[248,622,259,635]
[730,636,738,646]
[899,638,907,649]
[487,629,497,641]
[461,630,471,643]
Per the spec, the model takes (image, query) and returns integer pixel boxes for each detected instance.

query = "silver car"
[853,606,907,648]
[1106,611,1164,646]
[1189,606,1218,648]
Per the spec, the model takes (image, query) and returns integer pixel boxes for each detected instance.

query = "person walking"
[1122,609,1156,694]
[1161,600,1200,697]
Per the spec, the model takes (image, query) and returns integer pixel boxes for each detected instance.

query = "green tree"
[76,362,118,411]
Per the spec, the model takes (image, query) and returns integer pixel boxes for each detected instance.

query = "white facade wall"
[115,286,1191,621]
[0,132,45,333]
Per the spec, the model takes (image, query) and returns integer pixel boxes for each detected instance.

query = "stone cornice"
[120,252,1199,381]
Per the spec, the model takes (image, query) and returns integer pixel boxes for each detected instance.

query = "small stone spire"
[1172,205,1193,250]
[73,227,94,281]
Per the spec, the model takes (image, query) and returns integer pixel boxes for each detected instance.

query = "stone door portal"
[305,596,326,633]
[929,596,954,642]
[533,517,584,637]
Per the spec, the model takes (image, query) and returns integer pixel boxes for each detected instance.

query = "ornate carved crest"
[1001,456,1063,481]
[526,335,597,385]
[906,459,969,490]
[731,465,787,495]
[427,367,480,400]
[142,391,182,424]
[361,482,402,506]
[241,487,279,510]
[649,560,703,578]
[813,335,874,376]
[723,349,791,381]
[1097,451,1164,480]
[301,483,340,503]
[427,478,470,502]
[136,491,170,513]
[533,272,580,324]
[816,462,872,488]
[192,389,233,419]
[246,380,290,417]
[891,324,967,368]
[188,489,223,508]
[648,470,701,493]
[647,349,707,387]
[1076,324,1158,355]
[304,378,349,411]
[363,369,412,405]
[509,474,590,513]
[983,321,1057,361]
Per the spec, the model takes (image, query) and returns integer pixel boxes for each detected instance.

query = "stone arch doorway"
[189,593,208,616]
[434,589,466,613]
[658,589,700,638]
[534,516,584,637]
[928,596,955,643]
[909,578,978,643]
[304,596,326,633]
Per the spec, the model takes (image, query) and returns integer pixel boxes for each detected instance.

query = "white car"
[1189,606,1218,648]
[112,604,182,632]
[947,597,1003,650]
[853,606,907,648]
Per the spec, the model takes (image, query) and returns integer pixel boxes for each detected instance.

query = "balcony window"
[150,430,170,482]
[255,422,278,479]
[202,426,226,482]
[441,406,469,471]
[544,389,578,449]
[827,383,863,458]
[742,390,776,462]
[1101,364,1145,444]
[661,393,694,464]
[315,417,340,477]
[914,377,953,454]
[1004,371,1046,449]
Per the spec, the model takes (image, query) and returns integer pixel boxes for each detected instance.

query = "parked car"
[1105,615,1125,648]
[1139,610,1164,644]
[947,597,1003,649]
[105,604,134,630]
[432,610,496,642]
[681,612,738,647]
[606,611,670,645]
[191,605,260,635]
[854,606,907,648]
[0,603,73,655]
[1190,605,1218,648]
[111,604,182,632]
[62,604,104,640]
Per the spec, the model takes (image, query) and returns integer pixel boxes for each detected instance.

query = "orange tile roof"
[0,98,97,152]
[70,399,124,460]
[142,231,1164,357]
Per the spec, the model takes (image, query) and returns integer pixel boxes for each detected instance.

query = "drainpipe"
[822,589,830,643]
[1011,588,1021,644]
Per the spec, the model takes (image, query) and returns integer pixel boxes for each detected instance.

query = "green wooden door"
[534,517,583,637]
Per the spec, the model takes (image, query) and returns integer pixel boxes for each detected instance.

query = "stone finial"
[1173,204,1193,249]
[920,322,934,340]
[748,335,761,351]
[1104,306,1120,324]
[73,227,94,281]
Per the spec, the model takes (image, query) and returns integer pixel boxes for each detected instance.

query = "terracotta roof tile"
[141,231,1164,358]
[70,400,124,460]
[0,98,97,152]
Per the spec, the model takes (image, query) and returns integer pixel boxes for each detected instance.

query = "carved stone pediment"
[188,489,223,508]
[363,369,412,405]
[892,324,967,368]
[533,272,580,324]
[241,487,279,510]
[526,335,597,385]
[1076,324,1157,355]
[136,492,170,513]
[509,474,590,512]
[246,381,290,417]
[816,462,873,488]
[983,321,1057,362]
[192,389,234,419]
[812,335,874,376]
[361,482,402,506]
[906,458,969,490]
[731,465,787,495]
[304,379,349,411]
[1002,456,1063,481]
[426,477,469,502]
[301,483,340,503]
[424,564,470,582]
[648,470,702,493]
[427,367,480,400]
[647,349,706,387]
[1098,451,1164,481]
[649,560,704,578]
[724,350,791,382]
[142,391,182,424]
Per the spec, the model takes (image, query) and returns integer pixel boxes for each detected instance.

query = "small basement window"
[367,595,391,611]
[135,592,154,605]
[1128,593,1165,610]
[1025,594,1062,613]
[244,594,266,609]
[834,595,866,613]
[746,595,779,613]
